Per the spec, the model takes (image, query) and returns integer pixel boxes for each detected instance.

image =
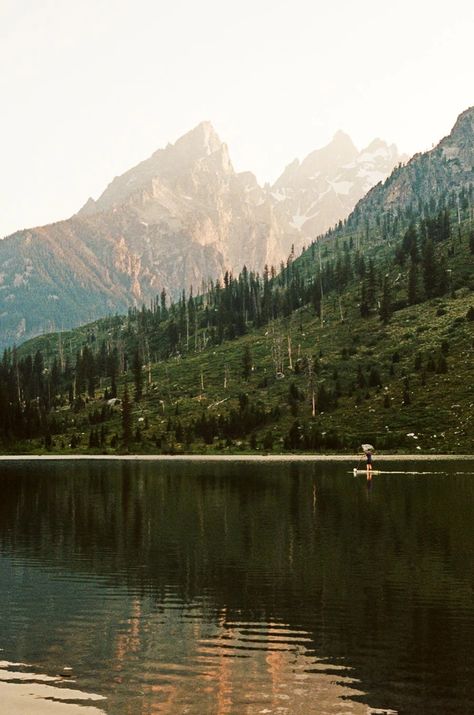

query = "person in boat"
[365,450,373,479]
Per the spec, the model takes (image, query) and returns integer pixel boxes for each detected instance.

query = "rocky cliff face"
[270,131,406,243]
[78,121,293,282]
[0,119,412,347]
[357,106,474,217]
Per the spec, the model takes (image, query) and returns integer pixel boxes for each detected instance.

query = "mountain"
[0,123,283,346]
[271,131,406,240]
[77,121,292,277]
[352,106,474,219]
[9,187,474,456]
[0,122,403,347]
[4,106,474,455]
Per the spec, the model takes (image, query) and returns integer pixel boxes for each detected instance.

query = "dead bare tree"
[144,337,152,387]
[270,325,284,377]
[287,335,293,371]
[306,356,316,417]
[58,331,65,372]
[338,295,344,323]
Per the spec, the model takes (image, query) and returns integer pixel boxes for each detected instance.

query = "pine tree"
[437,256,449,296]
[360,281,370,317]
[366,259,376,308]
[356,365,366,389]
[402,378,411,406]
[33,350,44,398]
[160,288,168,319]
[50,358,61,398]
[379,276,392,324]
[242,345,252,380]
[75,350,86,395]
[110,372,117,399]
[436,354,448,374]
[89,428,98,448]
[368,367,382,387]
[407,258,418,305]
[263,431,274,450]
[132,347,143,402]
[121,384,132,447]
[83,346,96,398]
[422,239,437,298]
[107,347,119,398]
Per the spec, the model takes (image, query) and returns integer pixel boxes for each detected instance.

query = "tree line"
[0,193,471,447]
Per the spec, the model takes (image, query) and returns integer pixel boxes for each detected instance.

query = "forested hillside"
[1,177,473,454]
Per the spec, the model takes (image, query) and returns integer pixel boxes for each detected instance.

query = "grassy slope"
[8,195,473,455]
[135,292,473,454]
[11,227,474,455]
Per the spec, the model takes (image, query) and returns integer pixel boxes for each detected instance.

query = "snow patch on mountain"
[271,134,404,242]
[328,180,354,195]
[290,212,308,229]
[358,169,386,187]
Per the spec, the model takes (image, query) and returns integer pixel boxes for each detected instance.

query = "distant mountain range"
[12,106,474,457]
[356,106,474,218]
[271,130,403,238]
[1,107,473,349]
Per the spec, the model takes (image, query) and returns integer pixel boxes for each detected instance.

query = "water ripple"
[0,660,106,714]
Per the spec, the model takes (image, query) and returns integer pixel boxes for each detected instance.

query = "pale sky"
[1,0,473,238]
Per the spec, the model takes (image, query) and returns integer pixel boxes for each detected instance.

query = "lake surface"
[0,458,473,714]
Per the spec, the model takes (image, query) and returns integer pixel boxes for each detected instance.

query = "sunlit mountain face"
[0,121,404,348]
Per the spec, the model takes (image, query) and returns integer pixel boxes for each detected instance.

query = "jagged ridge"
[1,110,463,349]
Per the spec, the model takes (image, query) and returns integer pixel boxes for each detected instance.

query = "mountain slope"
[4,105,472,456]
[9,207,474,456]
[350,106,474,222]
[271,131,405,239]
[0,123,403,348]
[0,124,289,345]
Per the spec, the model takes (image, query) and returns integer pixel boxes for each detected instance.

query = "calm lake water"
[0,458,473,715]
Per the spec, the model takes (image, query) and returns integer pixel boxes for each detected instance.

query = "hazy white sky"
[1,0,473,237]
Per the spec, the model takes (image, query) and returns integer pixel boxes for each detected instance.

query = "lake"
[0,458,473,714]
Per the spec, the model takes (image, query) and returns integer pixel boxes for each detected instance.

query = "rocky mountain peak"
[173,120,224,157]
[269,130,404,241]
[300,131,358,175]
[0,115,422,348]
[331,129,357,150]
[353,107,474,219]
[438,106,474,171]
[364,137,389,152]
[449,106,474,139]
[156,120,229,173]
[357,138,403,167]
[79,121,232,217]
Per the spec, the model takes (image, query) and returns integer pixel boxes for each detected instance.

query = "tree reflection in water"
[0,458,473,714]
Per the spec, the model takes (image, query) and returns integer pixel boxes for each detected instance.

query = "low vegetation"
[2,193,473,455]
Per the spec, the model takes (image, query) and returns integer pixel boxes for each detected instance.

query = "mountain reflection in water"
[0,458,473,714]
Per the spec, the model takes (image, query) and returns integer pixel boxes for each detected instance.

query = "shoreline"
[0,453,472,462]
